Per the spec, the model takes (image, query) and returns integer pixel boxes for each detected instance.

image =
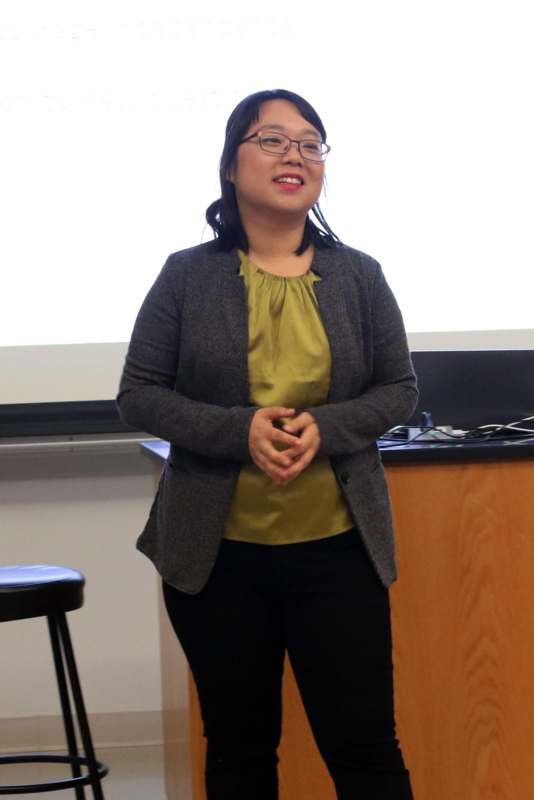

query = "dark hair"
[204,88,343,255]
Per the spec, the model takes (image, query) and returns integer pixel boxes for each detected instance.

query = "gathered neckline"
[253,263,312,280]
[238,249,317,281]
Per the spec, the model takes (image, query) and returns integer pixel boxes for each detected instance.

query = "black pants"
[162,527,414,800]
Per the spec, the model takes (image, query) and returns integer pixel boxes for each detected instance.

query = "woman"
[116,88,418,799]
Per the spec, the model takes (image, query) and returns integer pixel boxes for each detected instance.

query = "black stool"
[0,565,108,797]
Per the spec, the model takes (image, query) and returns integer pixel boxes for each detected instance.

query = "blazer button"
[340,472,351,485]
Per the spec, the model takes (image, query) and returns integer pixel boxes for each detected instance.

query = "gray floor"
[0,744,191,799]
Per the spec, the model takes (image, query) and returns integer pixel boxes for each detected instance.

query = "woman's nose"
[283,142,303,163]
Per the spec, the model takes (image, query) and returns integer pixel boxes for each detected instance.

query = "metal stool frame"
[0,611,108,797]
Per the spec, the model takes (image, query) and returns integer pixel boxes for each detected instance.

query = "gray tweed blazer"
[116,239,418,594]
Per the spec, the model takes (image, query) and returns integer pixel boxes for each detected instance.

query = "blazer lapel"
[216,248,252,405]
[309,247,353,404]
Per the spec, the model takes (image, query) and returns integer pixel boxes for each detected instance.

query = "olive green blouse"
[222,249,354,544]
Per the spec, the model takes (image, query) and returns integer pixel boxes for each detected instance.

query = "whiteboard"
[1,0,533,403]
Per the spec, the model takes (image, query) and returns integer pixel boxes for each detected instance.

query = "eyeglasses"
[239,130,331,163]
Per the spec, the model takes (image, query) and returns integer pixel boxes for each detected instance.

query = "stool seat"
[0,565,84,623]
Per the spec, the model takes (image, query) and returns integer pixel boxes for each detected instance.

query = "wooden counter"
[145,443,534,800]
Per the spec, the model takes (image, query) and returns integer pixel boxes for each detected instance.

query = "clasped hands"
[248,406,321,487]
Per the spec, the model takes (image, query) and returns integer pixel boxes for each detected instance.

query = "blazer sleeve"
[115,256,258,462]
[304,261,418,456]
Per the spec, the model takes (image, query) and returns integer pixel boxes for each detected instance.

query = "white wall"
[0,448,170,725]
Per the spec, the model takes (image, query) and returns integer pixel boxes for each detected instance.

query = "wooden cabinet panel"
[388,460,534,800]
[161,458,534,800]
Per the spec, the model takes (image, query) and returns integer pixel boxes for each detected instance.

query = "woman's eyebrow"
[259,123,321,138]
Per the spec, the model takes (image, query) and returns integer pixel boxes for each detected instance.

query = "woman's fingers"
[260,443,297,470]
[274,424,321,483]
[248,406,318,485]
[260,442,310,484]
[253,452,290,485]
[265,439,301,469]
[273,429,302,449]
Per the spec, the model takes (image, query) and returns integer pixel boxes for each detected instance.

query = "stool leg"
[48,614,86,800]
[56,613,105,800]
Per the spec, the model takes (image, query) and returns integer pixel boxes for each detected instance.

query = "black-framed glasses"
[239,130,331,163]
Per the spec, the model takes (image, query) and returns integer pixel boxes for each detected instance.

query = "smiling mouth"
[273,181,304,191]
[273,176,304,185]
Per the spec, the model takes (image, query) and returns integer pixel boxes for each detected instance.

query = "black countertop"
[141,437,534,465]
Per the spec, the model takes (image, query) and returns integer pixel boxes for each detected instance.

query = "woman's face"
[227,99,326,222]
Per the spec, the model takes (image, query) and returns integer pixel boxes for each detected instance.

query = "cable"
[471,415,534,436]
[378,416,534,449]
